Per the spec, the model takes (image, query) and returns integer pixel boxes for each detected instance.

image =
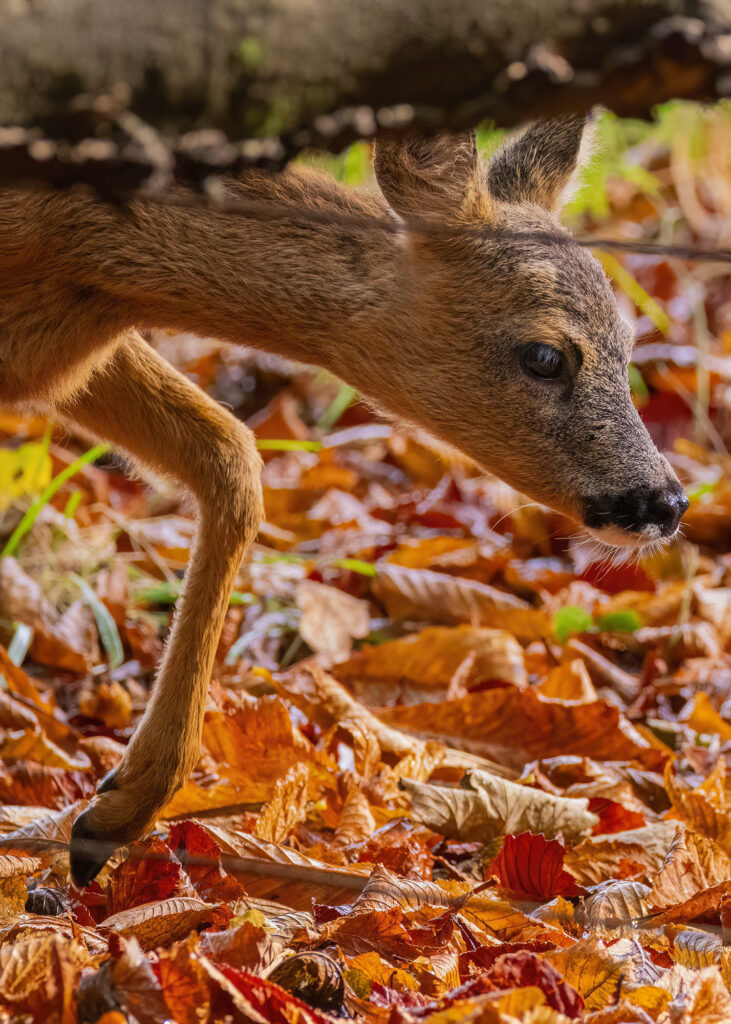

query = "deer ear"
[374,131,487,224]
[487,114,594,212]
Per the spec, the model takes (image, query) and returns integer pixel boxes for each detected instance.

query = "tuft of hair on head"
[486,111,597,213]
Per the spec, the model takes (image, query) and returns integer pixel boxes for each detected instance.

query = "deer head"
[370,116,688,549]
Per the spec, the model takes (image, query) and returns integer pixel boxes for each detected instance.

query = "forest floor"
[0,104,731,1023]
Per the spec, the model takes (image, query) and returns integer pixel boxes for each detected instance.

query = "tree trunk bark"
[0,0,729,188]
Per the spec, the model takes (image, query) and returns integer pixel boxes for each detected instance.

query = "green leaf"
[554,606,594,643]
[686,481,717,502]
[597,610,642,633]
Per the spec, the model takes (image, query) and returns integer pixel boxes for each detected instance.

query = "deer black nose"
[584,482,689,537]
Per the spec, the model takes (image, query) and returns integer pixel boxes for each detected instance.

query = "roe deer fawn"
[0,114,688,885]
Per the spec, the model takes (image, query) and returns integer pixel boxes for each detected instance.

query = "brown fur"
[0,115,682,882]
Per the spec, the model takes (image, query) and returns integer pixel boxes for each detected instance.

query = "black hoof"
[69,808,119,887]
[97,767,119,794]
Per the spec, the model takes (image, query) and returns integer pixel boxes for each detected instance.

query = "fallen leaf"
[486,833,586,900]
[403,770,598,842]
[101,896,232,951]
[378,688,665,772]
[296,580,371,661]
[372,563,550,642]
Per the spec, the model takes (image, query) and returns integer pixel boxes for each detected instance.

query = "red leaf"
[218,964,332,1024]
[484,951,584,1018]
[589,798,646,835]
[580,560,654,594]
[106,839,193,916]
[168,820,247,902]
[486,833,585,900]
[459,941,557,982]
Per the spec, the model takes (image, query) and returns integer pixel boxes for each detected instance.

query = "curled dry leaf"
[334,785,377,846]
[106,839,197,916]
[673,929,721,970]
[372,563,550,642]
[0,799,89,863]
[664,760,731,854]
[0,853,41,878]
[335,624,527,702]
[255,763,309,844]
[536,660,598,704]
[353,863,454,913]
[545,938,626,1011]
[296,580,371,661]
[277,663,423,758]
[402,770,598,843]
[184,819,370,909]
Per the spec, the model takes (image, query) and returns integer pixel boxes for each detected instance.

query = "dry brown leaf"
[661,965,731,1023]
[545,938,625,1010]
[536,660,598,703]
[402,770,598,842]
[673,929,721,970]
[186,820,370,910]
[378,688,664,772]
[353,863,455,913]
[101,896,231,951]
[0,726,89,771]
[0,646,70,745]
[296,580,371,661]
[164,695,326,815]
[334,786,377,846]
[648,825,731,910]
[277,663,421,758]
[79,680,133,729]
[254,763,309,844]
[564,822,677,886]
[335,624,527,703]
[0,854,41,878]
[0,800,88,863]
[687,692,731,742]
[0,933,90,1024]
[583,880,651,926]
[372,563,550,642]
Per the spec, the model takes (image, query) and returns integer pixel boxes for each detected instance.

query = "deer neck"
[80,169,415,397]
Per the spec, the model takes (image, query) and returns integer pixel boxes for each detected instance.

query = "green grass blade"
[74,575,124,671]
[317,384,358,431]
[8,622,33,666]
[599,253,671,335]
[1,443,110,558]
[255,439,322,452]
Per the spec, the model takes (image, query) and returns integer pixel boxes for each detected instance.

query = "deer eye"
[521,343,565,380]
